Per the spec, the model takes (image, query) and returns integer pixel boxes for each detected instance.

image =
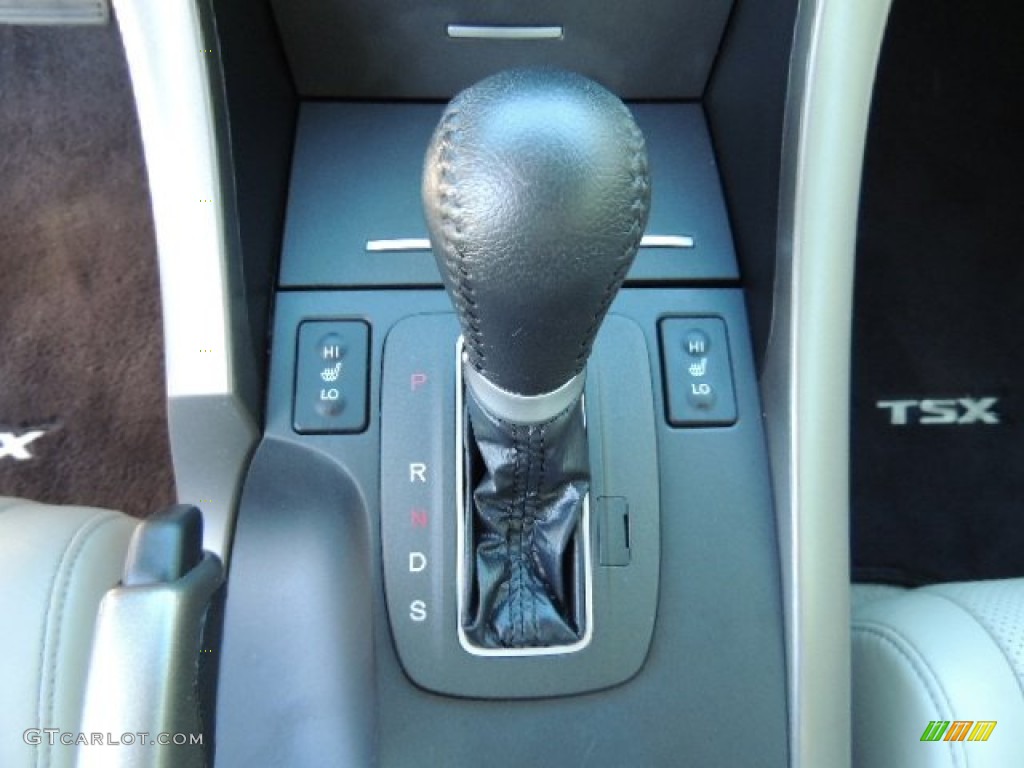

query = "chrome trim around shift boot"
[463,363,587,427]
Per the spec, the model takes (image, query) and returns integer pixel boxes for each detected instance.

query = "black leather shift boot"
[462,391,589,649]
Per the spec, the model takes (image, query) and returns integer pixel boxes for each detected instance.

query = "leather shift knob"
[423,69,650,412]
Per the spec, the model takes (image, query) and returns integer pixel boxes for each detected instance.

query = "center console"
[216,56,787,768]
[113,0,896,765]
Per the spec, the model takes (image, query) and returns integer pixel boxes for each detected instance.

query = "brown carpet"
[0,20,175,516]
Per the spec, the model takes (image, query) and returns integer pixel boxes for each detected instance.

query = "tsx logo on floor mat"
[0,427,52,461]
[876,397,1001,426]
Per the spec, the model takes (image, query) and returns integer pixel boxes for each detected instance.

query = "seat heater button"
[659,316,737,427]
[686,382,716,410]
[316,393,346,417]
[683,329,710,357]
[319,333,347,360]
[294,320,369,434]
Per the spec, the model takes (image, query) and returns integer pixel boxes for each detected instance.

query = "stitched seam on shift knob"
[573,104,650,370]
[436,106,487,371]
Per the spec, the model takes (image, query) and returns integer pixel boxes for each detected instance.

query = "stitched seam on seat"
[37,511,124,768]
[925,590,1024,705]
[852,621,962,768]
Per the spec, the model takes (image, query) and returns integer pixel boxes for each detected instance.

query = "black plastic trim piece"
[122,504,204,587]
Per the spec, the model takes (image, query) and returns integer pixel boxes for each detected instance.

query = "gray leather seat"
[852,579,1024,767]
[0,497,136,768]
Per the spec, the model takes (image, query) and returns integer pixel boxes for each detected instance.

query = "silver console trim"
[366,238,433,252]
[114,0,257,563]
[447,24,564,41]
[463,363,586,427]
[763,2,892,767]
[640,234,695,249]
[115,0,231,399]
[367,235,694,253]
[0,0,109,25]
[78,554,223,768]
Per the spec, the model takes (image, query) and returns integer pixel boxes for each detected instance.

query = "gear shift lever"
[423,69,650,424]
[423,69,650,648]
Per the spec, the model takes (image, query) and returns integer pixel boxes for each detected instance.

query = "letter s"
[919,399,958,425]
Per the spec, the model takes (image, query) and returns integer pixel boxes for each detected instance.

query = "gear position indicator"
[380,314,660,700]
[380,315,458,648]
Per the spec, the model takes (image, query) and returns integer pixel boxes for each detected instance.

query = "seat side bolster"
[0,498,137,768]
[853,589,1024,768]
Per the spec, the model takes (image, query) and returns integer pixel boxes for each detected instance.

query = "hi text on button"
[320,334,346,360]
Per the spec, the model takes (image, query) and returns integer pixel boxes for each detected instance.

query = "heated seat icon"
[321,362,343,382]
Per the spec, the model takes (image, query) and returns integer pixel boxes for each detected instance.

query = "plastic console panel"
[213,87,787,764]
[379,313,660,698]
[215,284,787,766]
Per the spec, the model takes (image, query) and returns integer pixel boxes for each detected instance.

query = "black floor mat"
[0,21,175,516]
[851,0,1024,585]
